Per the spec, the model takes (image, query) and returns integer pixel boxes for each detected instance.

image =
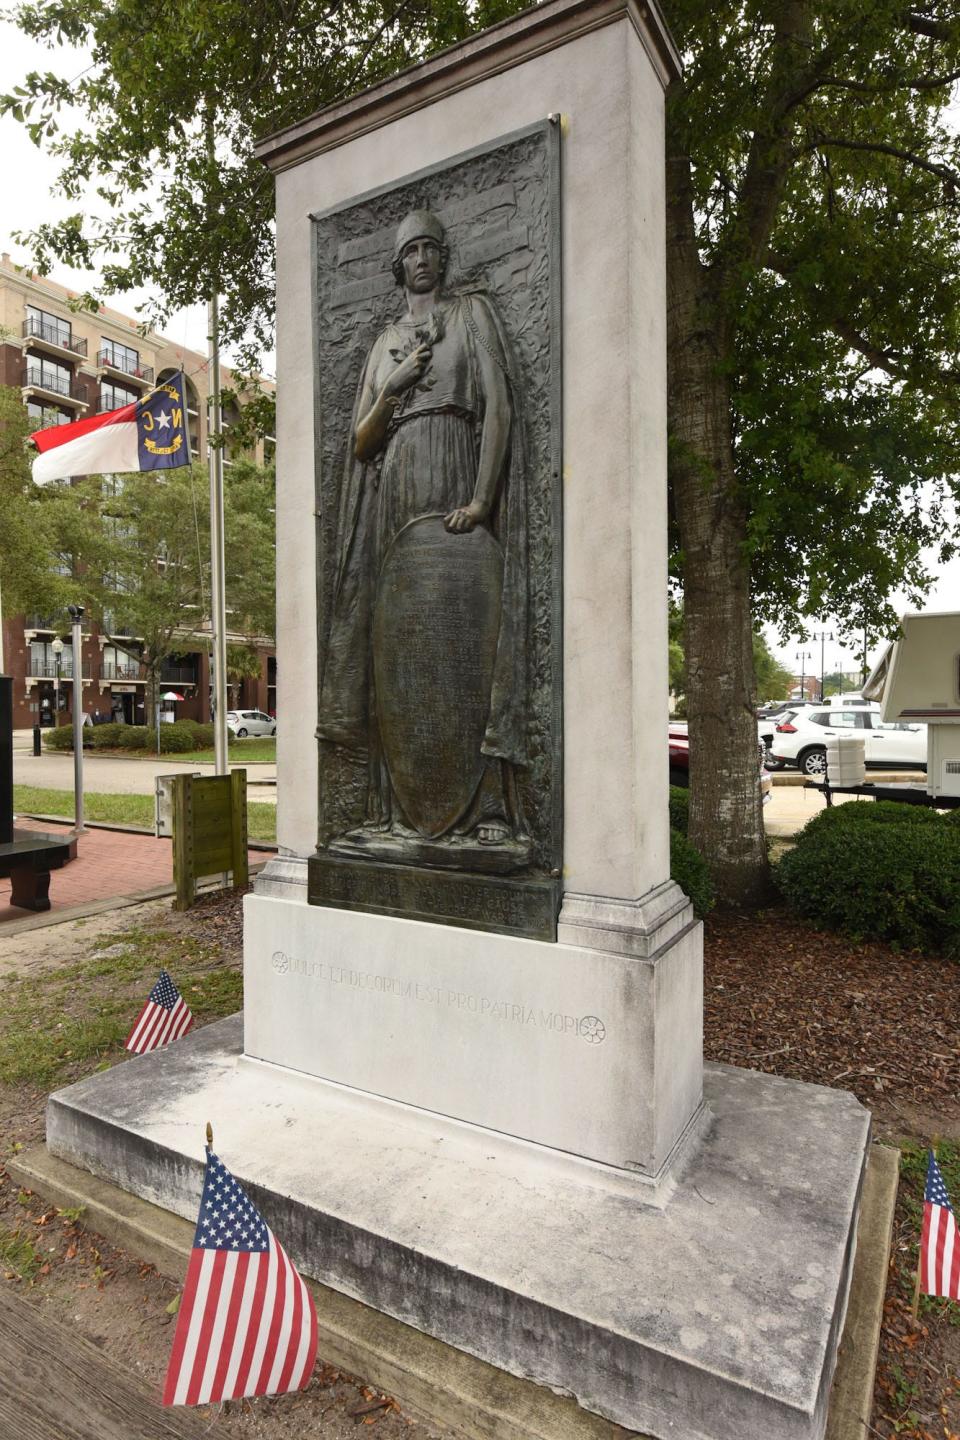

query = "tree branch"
[817,67,960,93]
[903,10,954,41]
[804,136,960,189]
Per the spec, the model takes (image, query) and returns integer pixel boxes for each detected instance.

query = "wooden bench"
[0,832,75,912]
[0,1284,205,1439]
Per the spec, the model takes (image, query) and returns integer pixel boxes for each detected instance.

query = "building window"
[102,644,141,680]
[26,304,72,349]
[100,338,139,373]
[25,355,72,397]
[27,401,72,428]
[100,380,138,412]
[30,640,73,678]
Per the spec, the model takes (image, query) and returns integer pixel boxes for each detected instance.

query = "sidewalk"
[0,820,264,928]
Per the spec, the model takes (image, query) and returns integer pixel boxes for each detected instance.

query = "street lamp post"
[67,605,86,834]
[811,630,834,702]
[51,635,63,723]
[796,650,812,701]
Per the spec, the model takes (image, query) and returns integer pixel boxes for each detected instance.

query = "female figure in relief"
[318,209,529,855]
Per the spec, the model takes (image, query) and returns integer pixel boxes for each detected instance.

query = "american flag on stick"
[124,969,194,1054]
[162,1145,318,1407]
[920,1151,960,1301]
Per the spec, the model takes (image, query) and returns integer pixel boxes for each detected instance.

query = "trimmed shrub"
[42,725,75,751]
[797,798,942,842]
[117,725,150,750]
[88,723,125,749]
[669,785,689,836]
[776,816,960,955]
[186,722,215,748]
[670,827,714,919]
[157,721,203,753]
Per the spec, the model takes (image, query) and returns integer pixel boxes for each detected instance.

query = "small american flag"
[162,1148,317,1406]
[920,1152,960,1301]
[124,969,194,1054]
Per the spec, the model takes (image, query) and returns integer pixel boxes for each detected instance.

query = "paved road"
[14,749,276,798]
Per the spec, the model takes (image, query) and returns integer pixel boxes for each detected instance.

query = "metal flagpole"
[68,604,86,833]
[208,291,229,777]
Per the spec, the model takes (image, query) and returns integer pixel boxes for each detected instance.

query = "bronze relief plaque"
[309,121,562,938]
[373,517,503,839]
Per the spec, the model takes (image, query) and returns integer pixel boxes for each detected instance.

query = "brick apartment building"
[0,255,276,730]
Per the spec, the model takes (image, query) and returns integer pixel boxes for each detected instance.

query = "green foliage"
[665,0,960,644]
[0,386,69,619]
[752,631,793,703]
[669,785,690,835]
[44,720,203,753]
[798,798,943,842]
[776,809,960,954]
[0,0,527,375]
[670,827,714,918]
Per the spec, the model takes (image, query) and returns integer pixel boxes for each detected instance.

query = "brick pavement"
[0,822,263,925]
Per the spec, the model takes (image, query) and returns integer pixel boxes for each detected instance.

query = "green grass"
[894,1139,960,1326]
[0,1228,42,1282]
[14,784,277,842]
[79,738,277,764]
[0,926,243,1089]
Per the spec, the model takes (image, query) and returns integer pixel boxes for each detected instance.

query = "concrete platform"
[45,1015,870,1440]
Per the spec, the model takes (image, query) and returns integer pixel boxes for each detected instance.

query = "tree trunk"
[666,144,769,907]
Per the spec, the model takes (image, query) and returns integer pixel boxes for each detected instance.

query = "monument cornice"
[254,0,681,173]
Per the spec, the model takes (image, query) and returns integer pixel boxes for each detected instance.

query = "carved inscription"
[374,518,502,836]
[270,949,607,1044]
[308,854,560,940]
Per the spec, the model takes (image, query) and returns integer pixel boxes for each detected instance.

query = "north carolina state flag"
[31,372,190,483]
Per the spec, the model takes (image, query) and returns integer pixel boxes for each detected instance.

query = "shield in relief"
[373,514,504,838]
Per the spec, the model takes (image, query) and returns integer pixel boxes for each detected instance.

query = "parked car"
[768,705,926,778]
[226,709,277,738]
[757,702,820,767]
[669,721,771,802]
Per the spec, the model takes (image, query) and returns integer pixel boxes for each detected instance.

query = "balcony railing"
[160,664,198,685]
[22,317,88,356]
[102,661,143,680]
[25,615,58,631]
[97,350,154,384]
[30,660,75,679]
[99,395,137,413]
[23,365,73,398]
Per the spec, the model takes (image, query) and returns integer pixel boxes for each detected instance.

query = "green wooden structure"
[169,771,248,909]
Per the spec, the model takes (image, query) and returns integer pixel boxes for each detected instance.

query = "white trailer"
[864,609,960,800]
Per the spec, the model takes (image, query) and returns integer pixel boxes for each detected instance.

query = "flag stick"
[911,1137,939,1325]
[206,116,229,780]
[206,1121,213,1150]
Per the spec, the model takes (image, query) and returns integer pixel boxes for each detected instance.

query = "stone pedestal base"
[46,1017,869,1440]
[243,884,703,1176]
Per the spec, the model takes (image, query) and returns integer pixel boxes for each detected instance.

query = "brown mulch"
[704,907,960,1440]
[2,893,958,1437]
[703,908,960,1127]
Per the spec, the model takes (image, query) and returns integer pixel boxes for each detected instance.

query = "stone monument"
[43,1,870,1436]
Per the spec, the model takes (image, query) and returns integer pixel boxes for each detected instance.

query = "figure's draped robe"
[318,292,528,841]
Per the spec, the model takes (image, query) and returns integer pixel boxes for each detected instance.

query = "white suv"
[769,706,926,777]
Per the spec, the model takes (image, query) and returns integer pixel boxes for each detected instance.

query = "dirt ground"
[0,891,958,1438]
[0,891,449,1438]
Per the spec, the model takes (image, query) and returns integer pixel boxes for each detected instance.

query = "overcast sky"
[1,16,958,679]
